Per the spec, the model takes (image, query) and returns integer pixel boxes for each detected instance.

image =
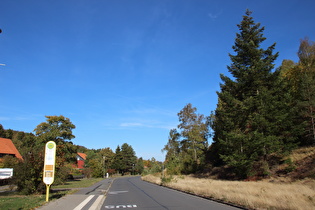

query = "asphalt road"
[102,176,240,210]
[37,178,113,210]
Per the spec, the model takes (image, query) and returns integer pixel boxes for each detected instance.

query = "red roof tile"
[77,152,87,160]
[0,138,23,160]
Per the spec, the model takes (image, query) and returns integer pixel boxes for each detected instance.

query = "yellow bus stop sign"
[43,141,56,201]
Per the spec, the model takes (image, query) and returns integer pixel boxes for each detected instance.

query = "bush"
[161,175,174,184]
[0,155,20,168]
[284,158,296,173]
[53,164,73,185]
[13,151,45,195]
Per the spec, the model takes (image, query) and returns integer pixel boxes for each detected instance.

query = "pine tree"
[111,146,123,174]
[121,143,137,175]
[212,10,295,178]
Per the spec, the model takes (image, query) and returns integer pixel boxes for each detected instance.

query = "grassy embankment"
[0,178,103,210]
[142,147,315,210]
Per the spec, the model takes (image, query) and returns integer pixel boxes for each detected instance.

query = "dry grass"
[142,174,315,210]
[290,146,315,162]
[142,173,162,185]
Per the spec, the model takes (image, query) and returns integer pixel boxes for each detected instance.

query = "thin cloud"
[208,13,218,19]
[120,122,143,127]
[0,116,30,121]
[127,108,175,117]
[129,108,158,114]
[119,120,176,130]
[0,117,10,121]
[208,10,222,21]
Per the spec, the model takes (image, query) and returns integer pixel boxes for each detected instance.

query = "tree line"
[162,10,315,179]
[0,115,161,194]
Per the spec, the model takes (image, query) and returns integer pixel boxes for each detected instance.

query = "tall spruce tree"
[111,145,123,174]
[212,10,295,178]
[121,143,137,175]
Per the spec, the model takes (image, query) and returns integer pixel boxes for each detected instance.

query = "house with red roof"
[0,137,23,161]
[76,152,87,169]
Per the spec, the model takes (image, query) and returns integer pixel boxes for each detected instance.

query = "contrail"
[0,64,6,66]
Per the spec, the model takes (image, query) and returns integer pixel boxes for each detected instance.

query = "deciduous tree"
[34,115,75,144]
[33,115,77,183]
[280,38,315,145]
[162,129,181,174]
[177,103,208,173]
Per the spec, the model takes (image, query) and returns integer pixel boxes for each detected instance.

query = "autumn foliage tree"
[280,38,315,145]
[34,115,77,164]
[162,129,181,174]
[163,103,209,174]
[9,115,77,194]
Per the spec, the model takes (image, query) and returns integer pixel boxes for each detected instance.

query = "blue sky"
[1,0,314,161]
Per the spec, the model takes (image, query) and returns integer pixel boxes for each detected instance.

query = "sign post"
[43,141,56,202]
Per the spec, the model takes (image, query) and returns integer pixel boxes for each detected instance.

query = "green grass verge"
[0,194,46,210]
[52,178,103,189]
[0,190,69,210]
[0,178,104,210]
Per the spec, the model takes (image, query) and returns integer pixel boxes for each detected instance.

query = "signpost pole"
[46,184,51,202]
[43,141,56,202]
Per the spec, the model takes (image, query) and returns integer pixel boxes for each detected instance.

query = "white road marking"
[105,204,137,209]
[108,191,129,195]
[89,195,104,210]
[73,195,94,210]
